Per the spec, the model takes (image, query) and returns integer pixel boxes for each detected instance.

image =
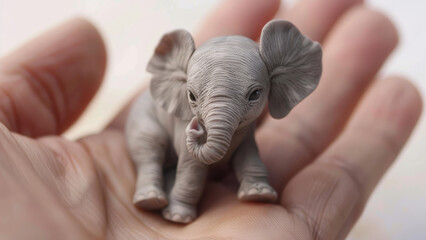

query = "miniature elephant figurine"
[126,20,322,223]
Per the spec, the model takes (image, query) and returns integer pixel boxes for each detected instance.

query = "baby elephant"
[126,20,322,223]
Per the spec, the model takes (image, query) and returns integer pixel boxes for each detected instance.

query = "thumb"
[0,18,106,137]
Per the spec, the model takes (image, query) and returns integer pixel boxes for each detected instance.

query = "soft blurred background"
[0,0,425,239]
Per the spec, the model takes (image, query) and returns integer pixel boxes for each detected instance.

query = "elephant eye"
[188,90,196,101]
[249,89,261,101]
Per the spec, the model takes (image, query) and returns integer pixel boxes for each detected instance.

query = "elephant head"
[147,20,322,165]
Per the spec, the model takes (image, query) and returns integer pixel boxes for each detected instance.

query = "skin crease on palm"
[0,0,422,239]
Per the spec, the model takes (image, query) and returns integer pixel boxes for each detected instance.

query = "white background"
[0,0,425,239]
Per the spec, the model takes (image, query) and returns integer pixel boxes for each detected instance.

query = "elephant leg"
[232,130,277,202]
[127,122,169,210]
[133,154,167,210]
[162,152,208,223]
[233,156,277,202]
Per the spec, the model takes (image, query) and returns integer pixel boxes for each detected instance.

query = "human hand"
[0,0,421,239]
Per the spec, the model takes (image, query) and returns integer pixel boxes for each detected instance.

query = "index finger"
[194,0,280,45]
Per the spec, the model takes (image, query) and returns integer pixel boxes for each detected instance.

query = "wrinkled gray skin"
[126,20,322,223]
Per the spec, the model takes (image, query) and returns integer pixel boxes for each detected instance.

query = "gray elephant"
[125,20,322,223]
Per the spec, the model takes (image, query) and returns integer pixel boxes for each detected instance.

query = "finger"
[256,0,363,127]
[256,0,362,127]
[0,18,106,137]
[257,7,399,192]
[194,0,280,45]
[281,76,422,240]
[283,0,363,42]
[107,0,281,130]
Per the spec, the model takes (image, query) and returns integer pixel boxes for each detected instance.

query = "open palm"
[0,0,421,239]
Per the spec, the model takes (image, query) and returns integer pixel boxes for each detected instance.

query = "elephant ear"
[147,30,195,120]
[260,20,322,119]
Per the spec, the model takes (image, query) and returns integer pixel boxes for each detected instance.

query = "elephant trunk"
[186,107,239,165]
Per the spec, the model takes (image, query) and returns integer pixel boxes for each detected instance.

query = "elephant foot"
[133,185,168,210]
[162,201,196,224]
[238,181,277,202]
